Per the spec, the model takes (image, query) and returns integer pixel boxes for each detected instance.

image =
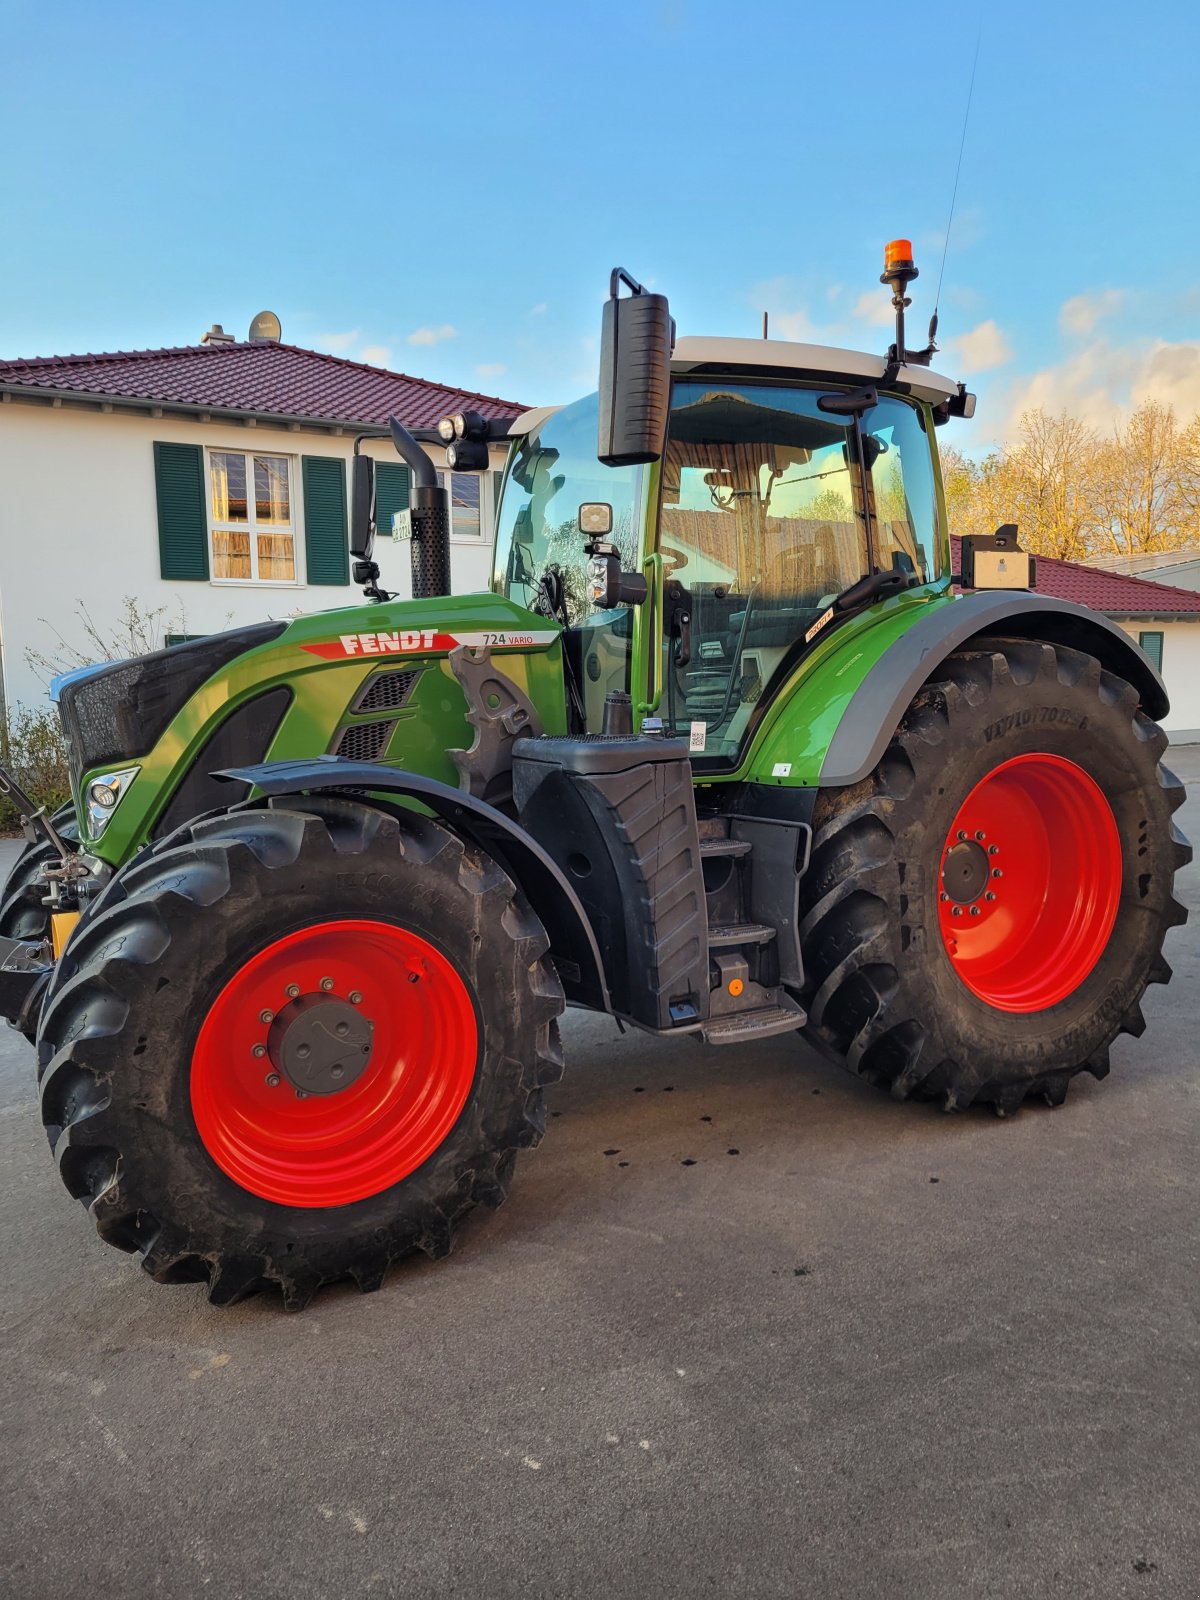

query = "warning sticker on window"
[689,721,707,754]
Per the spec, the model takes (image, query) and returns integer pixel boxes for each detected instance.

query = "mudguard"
[820,593,1169,787]
[218,758,610,1012]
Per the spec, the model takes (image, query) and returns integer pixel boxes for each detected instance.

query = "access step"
[701,995,806,1046]
[699,836,752,859]
[708,922,776,947]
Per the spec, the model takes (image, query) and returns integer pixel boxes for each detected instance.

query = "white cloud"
[317,329,359,352]
[1059,289,1124,337]
[359,344,391,367]
[852,290,895,329]
[475,362,507,379]
[992,336,1200,441]
[945,320,1013,373]
[528,302,547,316]
[407,324,458,347]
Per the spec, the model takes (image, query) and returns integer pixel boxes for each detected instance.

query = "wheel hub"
[268,994,374,1095]
[941,838,990,905]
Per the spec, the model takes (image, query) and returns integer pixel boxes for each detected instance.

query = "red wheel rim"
[191,919,478,1208]
[937,753,1122,1013]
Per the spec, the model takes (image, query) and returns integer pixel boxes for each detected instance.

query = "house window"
[1139,630,1164,671]
[208,450,298,582]
[437,469,484,540]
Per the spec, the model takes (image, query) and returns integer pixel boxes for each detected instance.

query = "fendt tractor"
[0,246,1189,1308]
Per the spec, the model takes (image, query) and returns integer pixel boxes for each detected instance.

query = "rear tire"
[36,797,564,1307]
[798,639,1190,1112]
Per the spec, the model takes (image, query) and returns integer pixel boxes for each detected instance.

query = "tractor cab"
[493,339,962,762]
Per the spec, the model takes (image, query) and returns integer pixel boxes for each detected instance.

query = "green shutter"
[154,442,209,580]
[302,456,349,586]
[374,461,410,539]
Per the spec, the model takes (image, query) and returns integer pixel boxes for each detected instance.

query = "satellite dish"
[249,310,282,344]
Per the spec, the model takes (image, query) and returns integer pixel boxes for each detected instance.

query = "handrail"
[637,551,665,715]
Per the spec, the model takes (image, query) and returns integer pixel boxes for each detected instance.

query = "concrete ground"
[2,752,1198,1600]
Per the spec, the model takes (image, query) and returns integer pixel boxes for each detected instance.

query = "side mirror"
[598,268,673,468]
[350,453,376,559]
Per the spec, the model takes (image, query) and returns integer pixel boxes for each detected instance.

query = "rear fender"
[218,758,610,1012]
[820,593,1169,787]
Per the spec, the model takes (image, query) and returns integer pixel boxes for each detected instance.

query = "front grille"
[152,688,292,838]
[334,720,396,762]
[352,668,424,713]
[58,620,288,783]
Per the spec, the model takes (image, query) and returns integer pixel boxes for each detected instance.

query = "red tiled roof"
[950,537,1200,617]
[0,340,525,429]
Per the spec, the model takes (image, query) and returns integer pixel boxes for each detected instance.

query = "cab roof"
[670,336,963,407]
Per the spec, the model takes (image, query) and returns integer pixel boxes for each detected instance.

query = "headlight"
[85,767,139,836]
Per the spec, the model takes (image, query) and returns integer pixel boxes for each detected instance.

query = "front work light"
[436,416,456,443]
[85,767,139,836]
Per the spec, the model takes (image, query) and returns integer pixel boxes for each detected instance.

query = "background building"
[0,327,523,714]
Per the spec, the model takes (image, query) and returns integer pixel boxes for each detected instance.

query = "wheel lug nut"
[285,984,300,999]
[969,906,981,917]
[259,1009,273,1024]
[992,868,1003,879]
[988,844,1000,855]
[349,990,363,1005]
[939,892,949,902]
[295,1089,308,1100]
[265,1072,280,1087]
[975,831,985,841]
[985,891,996,901]
[951,906,962,918]
[320,977,334,992]
[957,830,967,841]
[251,1043,266,1059]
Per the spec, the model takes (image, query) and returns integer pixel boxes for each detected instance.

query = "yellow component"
[728,978,745,998]
[51,911,80,960]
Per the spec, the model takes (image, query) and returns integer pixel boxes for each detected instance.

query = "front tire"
[0,802,78,943]
[798,640,1190,1112]
[37,798,564,1307]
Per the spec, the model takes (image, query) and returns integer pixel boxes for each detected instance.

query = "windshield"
[660,381,941,759]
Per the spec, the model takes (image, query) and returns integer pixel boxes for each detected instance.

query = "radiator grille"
[353,668,423,713]
[334,720,396,762]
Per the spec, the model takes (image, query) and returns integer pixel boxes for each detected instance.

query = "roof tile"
[0,341,525,429]
[951,537,1200,617]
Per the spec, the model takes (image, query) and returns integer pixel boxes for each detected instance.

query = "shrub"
[0,704,72,833]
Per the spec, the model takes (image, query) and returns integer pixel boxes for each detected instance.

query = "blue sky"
[4,0,1198,446]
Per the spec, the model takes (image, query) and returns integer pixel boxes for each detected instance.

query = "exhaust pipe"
[388,417,451,600]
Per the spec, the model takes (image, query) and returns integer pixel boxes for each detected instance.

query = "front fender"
[219,757,610,1012]
[820,593,1169,787]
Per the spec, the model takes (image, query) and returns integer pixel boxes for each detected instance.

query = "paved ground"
[2,752,1198,1600]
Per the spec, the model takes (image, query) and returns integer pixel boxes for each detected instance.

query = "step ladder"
[696,819,806,1045]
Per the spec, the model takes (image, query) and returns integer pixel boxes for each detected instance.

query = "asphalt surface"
[2,752,1198,1600]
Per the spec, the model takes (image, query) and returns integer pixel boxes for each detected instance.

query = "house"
[952,538,1200,739]
[0,326,524,714]
[1087,548,1200,592]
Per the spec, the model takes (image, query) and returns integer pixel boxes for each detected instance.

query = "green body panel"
[710,581,957,790]
[84,593,567,866]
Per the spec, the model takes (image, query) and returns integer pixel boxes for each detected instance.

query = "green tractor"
[1,247,1188,1308]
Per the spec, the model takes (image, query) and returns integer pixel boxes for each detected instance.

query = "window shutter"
[374,461,410,539]
[154,442,209,580]
[302,456,349,586]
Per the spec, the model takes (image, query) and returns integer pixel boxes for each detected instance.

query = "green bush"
[0,704,71,833]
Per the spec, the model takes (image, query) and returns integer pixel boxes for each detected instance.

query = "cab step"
[699,837,752,859]
[701,995,806,1045]
[708,922,776,947]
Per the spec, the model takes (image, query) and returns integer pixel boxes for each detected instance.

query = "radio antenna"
[930,23,982,342]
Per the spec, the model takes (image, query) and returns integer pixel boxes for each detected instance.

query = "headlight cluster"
[85,767,139,836]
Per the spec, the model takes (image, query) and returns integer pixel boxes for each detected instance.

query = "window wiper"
[832,568,909,613]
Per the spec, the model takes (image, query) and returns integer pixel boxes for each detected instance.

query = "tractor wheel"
[0,802,78,942]
[36,797,564,1307]
[798,639,1190,1113]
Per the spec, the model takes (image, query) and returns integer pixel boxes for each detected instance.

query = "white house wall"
[1116,621,1200,740]
[0,403,505,713]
